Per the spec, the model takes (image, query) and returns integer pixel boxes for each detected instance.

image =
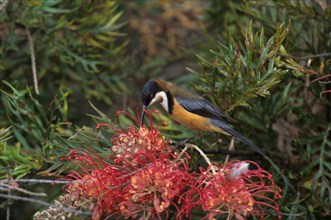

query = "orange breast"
[171,99,222,132]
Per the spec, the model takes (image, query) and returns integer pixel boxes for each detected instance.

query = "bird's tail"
[211,119,264,155]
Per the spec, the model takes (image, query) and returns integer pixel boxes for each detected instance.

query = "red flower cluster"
[120,160,191,219]
[180,161,282,220]
[110,125,168,165]
[96,110,169,166]
[64,150,130,219]
[64,111,192,219]
[63,111,282,220]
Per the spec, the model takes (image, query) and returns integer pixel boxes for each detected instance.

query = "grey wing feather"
[211,119,264,155]
[175,96,232,122]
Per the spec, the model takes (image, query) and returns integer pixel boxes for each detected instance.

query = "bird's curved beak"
[140,105,147,126]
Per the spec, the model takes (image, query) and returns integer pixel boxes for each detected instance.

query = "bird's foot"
[172,136,195,148]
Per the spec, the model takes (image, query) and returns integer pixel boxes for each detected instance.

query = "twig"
[279,52,331,60]
[0,179,71,184]
[224,137,235,163]
[0,193,91,216]
[0,184,47,197]
[204,149,258,156]
[311,74,331,83]
[5,176,11,220]
[25,27,39,95]
[321,90,331,95]
[6,201,9,220]
[172,144,189,166]
[187,143,217,174]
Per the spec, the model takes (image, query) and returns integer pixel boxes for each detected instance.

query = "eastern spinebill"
[140,79,264,155]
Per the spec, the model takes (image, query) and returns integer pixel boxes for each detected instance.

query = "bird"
[140,79,264,155]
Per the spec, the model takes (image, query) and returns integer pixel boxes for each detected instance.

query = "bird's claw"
[171,136,195,148]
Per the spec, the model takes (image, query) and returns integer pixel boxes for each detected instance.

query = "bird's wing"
[176,96,264,155]
[175,96,233,122]
[210,119,264,155]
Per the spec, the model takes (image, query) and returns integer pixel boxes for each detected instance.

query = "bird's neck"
[155,91,174,114]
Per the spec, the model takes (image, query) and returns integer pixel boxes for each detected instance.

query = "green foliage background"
[0,0,330,219]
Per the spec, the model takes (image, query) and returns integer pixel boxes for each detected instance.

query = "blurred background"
[0,0,330,219]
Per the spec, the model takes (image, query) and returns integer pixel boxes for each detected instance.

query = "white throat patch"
[149,91,169,112]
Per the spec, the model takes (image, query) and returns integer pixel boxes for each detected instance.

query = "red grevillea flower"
[64,150,131,219]
[180,160,281,220]
[119,160,192,219]
[97,110,169,166]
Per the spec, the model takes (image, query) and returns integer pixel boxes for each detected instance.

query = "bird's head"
[140,79,168,125]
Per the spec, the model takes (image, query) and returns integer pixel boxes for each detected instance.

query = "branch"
[26,27,39,95]
[0,193,91,216]
[279,52,331,60]
[0,179,71,184]
[0,183,47,197]
[204,149,259,156]
[187,143,217,174]
[224,137,235,163]
[311,74,331,84]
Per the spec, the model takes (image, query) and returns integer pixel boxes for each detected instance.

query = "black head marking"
[141,79,162,106]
